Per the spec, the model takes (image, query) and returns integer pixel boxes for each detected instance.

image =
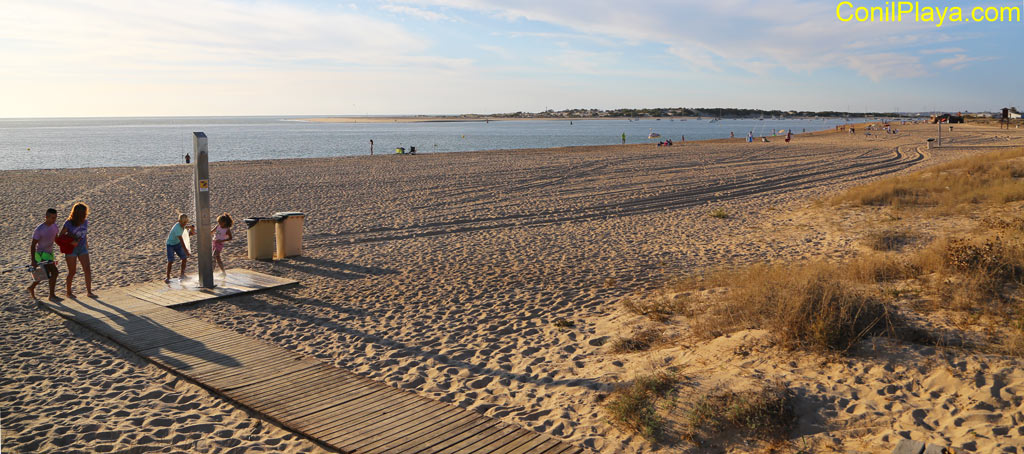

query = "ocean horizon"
[0,116,856,171]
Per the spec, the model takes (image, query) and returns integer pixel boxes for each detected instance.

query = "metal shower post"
[193,132,215,289]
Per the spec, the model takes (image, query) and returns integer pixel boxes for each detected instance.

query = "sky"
[1,0,1021,117]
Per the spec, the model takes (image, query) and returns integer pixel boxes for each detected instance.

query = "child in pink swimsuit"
[212,213,233,275]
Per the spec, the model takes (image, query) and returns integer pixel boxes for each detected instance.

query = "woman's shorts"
[67,241,88,257]
[167,243,187,262]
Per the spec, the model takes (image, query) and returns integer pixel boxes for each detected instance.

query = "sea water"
[0,116,853,170]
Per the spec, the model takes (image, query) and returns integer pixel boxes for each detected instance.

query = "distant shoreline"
[2,121,879,173]
[296,116,863,124]
[301,116,635,123]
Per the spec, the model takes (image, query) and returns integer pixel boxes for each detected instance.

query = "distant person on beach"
[680,135,685,144]
[730,132,735,139]
[165,213,196,282]
[370,139,374,156]
[747,131,753,143]
[785,130,792,143]
[212,213,233,276]
[622,132,626,145]
[28,208,60,300]
[185,153,191,164]
[61,203,95,298]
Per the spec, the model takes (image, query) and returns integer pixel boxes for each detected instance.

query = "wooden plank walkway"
[37,271,581,454]
[120,268,298,308]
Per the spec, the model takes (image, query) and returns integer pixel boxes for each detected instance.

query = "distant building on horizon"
[930,113,965,124]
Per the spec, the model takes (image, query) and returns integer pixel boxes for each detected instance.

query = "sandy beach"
[3,123,1024,453]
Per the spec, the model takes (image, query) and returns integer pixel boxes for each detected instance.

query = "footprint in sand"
[468,376,493,389]
[148,418,174,428]
[400,376,425,389]
[877,384,899,395]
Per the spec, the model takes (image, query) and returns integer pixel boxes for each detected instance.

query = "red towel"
[55,234,76,254]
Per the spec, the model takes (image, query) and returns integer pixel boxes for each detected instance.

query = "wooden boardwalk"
[38,270,581,454]
[112,268,299,308]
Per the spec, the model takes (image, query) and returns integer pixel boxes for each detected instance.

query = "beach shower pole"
[937,122,942,147]
[192,132,215,289]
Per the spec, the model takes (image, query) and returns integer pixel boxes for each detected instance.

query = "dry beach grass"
[2,122,1023,453]
[617,144,1024,452]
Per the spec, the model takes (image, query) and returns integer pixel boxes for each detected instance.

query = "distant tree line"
[493,107,909,119]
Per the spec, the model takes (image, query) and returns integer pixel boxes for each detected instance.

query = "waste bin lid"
[272,211,305,221]
[243,217,274,228]
[926,138,935,142]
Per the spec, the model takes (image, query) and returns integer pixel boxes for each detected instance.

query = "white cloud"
[543,49,621,74]
[390,0,971,82]
[477,44,512,59]
[0,0,451,77]
[845,53,926,82]
[666,45,720,72]
[0,0,479,116]
[935,54,998,71]
[380,4,455,21]
[921,47,966,55]
[0,0,1013,116]
[496,31,621,48]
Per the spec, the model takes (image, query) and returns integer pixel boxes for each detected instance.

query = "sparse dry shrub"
[832,148,1024,210]
[605,371,678,441]
[938,275,1008,312]
[989,331,1024,357]
[610,327,666,353]
[552,317,575,328]
[983,216,1024,232]
[621,294,693,322]
[693,262,896,353]
[918,234,1024,311]
[639,148,1024,358]
[863,229,917,251]
[679,382,795,443]
[842,253,918,283]
[944,237,1022,281]
[909,236,952,275]
[837,182,927,207]
[895,228,1024,345]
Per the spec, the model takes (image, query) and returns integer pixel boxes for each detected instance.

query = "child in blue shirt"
[165,214,196,282]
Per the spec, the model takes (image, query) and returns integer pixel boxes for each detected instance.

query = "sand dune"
[2,123,1022,453]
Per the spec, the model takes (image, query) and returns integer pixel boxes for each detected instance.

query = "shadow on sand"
[272,256,399,280]
[51,295,240,371]
[220,289,608,393]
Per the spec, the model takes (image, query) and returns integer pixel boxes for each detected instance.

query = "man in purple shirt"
[28,208,61,300]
